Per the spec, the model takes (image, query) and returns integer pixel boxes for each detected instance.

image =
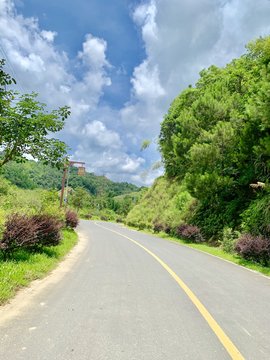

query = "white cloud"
[82,120,121,149]
[40,30,57,43]
[133,0,158,44]
[78,34,111,70]
[131,60,165,100]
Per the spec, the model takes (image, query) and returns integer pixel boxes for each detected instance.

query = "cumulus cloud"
[131,60,165,100]
[78,34,111,70]
[82,120,121,149]
[133,0,158,43]
[40,30,57,43]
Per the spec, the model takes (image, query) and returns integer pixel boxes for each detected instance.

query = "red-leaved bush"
[234,233,270,266]
[153,222,164,233]
[175,223,204,243]
[175,223,188,237]
[0,212,39,259]
[65,210,79,229]
[0,211,67,260]
[32,213,63,248]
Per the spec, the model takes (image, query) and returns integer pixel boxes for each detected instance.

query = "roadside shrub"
[127,219,138,227]
[32,213,63,249]
[175,223,188,237]
[116,218,123,223]
[146,222,152,230]
[175,223,203,243]
[153,222,164,233]
[164,224,172,234]
[65,210,79,228]
[221,227,239,253]
[182,225,204,243]
[138,221,147,230]
[85,214,92,219]
[0,212,39,259]
[43,205,65,224]
[100,216,108,221]
[234,233,270,266]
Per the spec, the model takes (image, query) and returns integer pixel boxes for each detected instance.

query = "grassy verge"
[0,228,78,305]
[123,225,270,277]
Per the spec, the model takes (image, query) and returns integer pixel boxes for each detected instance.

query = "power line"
[0,43,26,94]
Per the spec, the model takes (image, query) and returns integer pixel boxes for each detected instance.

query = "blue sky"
[1,0,270,185]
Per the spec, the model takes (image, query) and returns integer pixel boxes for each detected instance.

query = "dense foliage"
[127,36,270,266]
[0,60,70,169]
[158,36,270,239]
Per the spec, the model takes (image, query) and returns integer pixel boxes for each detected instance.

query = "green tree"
[70,186,88,211]
[0,60,70,169]
[40,188,60,207]
[157,35,270,237]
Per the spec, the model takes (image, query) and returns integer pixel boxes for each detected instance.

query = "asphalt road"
[1,220,270,360]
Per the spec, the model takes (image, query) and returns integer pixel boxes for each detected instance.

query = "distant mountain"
[1,160,142,196]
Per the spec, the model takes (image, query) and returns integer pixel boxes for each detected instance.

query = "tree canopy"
[158,35,270,237]
[0,59,70,169]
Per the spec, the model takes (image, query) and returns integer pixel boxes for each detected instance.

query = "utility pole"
[60,160,85,208]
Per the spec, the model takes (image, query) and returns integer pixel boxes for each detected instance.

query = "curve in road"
[95,222,244,360]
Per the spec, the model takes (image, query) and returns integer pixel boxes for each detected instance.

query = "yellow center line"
[95,222,245,360]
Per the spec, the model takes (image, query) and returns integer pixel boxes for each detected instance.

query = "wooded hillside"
[128,36,270,246]
[1,160,142,196]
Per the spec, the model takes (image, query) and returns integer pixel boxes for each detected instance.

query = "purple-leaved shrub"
[234,233,270,266]
[65,210,79,229]
[153,222,164,233]
[175,223,204,243]
[0,212,39,259]
[32,213,63,248]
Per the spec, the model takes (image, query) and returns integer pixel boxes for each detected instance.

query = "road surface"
[1,220,270,359]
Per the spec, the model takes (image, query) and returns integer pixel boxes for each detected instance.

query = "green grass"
[0,228,78,305]
[124,225,270,277]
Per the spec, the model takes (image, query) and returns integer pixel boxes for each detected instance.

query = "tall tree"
[0,60,70,169]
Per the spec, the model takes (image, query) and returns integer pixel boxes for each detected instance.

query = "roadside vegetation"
[0,178,79,304]
[0,228,78,305]
[0,60,81,305]
[0,172,144,304]
[126,35,270,271]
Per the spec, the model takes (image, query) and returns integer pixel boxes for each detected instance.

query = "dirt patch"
[0,230,87,326]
